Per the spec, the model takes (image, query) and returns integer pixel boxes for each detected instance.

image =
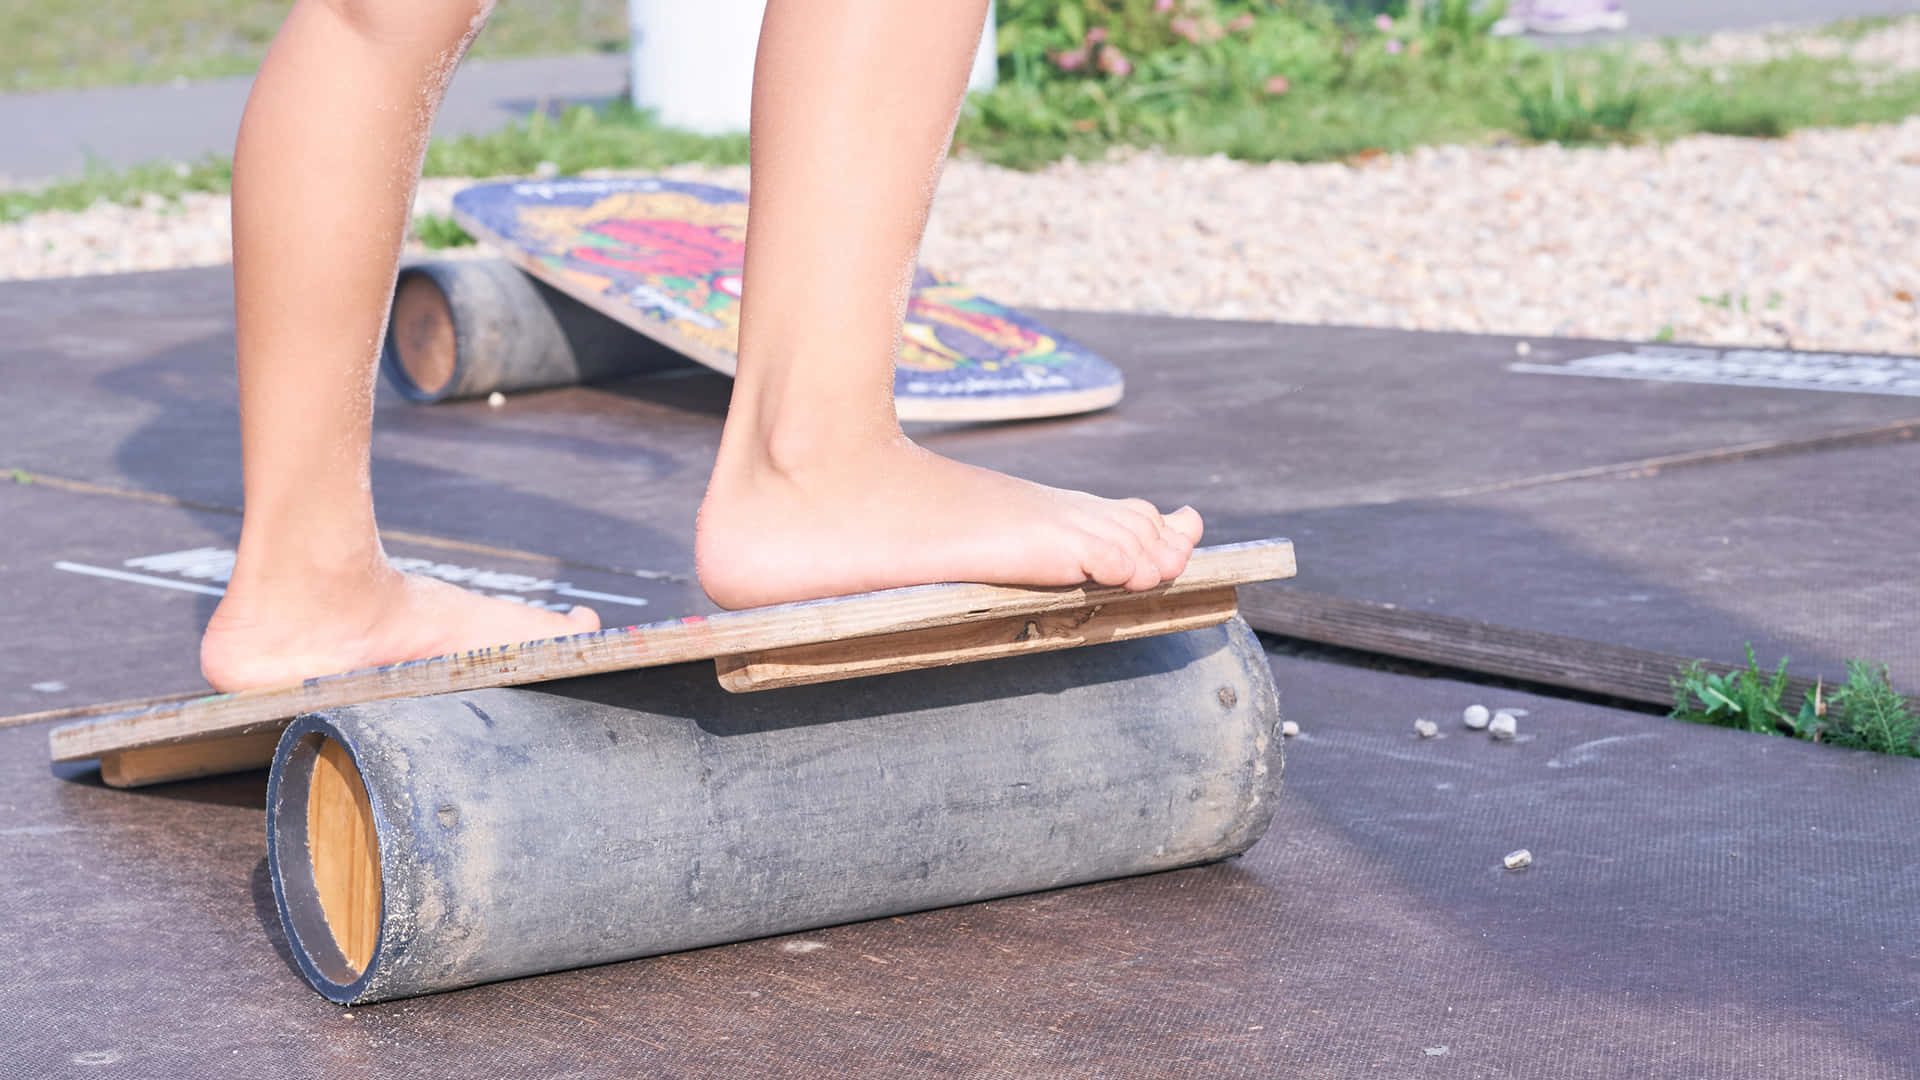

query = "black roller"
[267,619,1284,1003]
[380,258,684,402]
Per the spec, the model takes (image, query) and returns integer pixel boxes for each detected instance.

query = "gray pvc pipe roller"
[379,258,684,402]
[267,618,1283,1003]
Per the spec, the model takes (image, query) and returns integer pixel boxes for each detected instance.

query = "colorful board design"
[450,178,1126,422]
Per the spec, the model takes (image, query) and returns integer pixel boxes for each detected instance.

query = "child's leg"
[200,0,597,692]
[696,0,1202,609]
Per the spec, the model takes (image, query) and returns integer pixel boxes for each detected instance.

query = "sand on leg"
[200,0,597,693]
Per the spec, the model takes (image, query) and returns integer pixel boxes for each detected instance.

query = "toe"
[1081,536,1135,587]
[1164,505,1204,547]
[1095,522,1162,591]
[565,605,602,632]
[1146,520,1188,581]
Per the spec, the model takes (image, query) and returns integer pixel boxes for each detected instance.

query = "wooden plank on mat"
[1239,585,1820,709]
[47,539,1294,766]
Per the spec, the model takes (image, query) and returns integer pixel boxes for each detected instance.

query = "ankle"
[225,530,394,602]
[715,407,905,492]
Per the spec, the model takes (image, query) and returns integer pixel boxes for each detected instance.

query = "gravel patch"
[1633,17,1920,74]
[3,122,1916,354]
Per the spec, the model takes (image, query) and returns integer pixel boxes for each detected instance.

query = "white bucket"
[627,0,997,135]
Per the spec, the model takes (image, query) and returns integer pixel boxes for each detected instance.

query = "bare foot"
[200,561,599,692]
[696,435,1203,609]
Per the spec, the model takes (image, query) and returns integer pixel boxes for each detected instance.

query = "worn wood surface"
[715,586,1240,691]
[98,731,284,788]
[1240,585,1820,709]
[48,539,1294,766]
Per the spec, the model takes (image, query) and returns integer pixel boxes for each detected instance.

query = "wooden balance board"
[44,539,1294,788]
[446,177,1127,422]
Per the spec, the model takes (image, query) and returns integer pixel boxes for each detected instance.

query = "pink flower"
[1227,12,1255,33]
[1053,47,1089,72]
[1385,38,1403,54]
[1154,0,1174,12]
[1097,46,1132,77]
[1374,13,1393,31]
[1086,26,1107,44]
[1265,74,1290,95]
[1170,15,1201,43]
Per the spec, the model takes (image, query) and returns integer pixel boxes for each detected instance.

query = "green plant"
[1671,645,1809,737]
[1823,660,1920,757]
[1402,0,1508,57]
[1672,647,1919,757]
[1676,94,1790,137]
[413,214,476,250]
[1509,57,1641,143]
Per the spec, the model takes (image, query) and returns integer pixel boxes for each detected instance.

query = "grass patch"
[7,6,1920,217]
[1,1,629,93]
[953,3,1920,167]
[422,102,748,179]
[1672,646,1919,757]
[1508,57,1640,143]
[0,155,230,224]
[412,213,476,250]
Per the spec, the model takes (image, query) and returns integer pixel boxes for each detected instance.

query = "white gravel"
[1634,17,1920,74]
[4,119,1916,355]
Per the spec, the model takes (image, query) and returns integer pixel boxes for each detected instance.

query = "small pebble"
[1463,704,1490,730]
[1503,848,1533,870]
[1280,720,1300,738]
[1514,340,1532,356]
[1489,711,1518,740]
[1414,718,1439,738]
[486,391,506,407]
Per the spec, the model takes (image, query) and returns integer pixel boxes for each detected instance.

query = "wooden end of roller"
[390,271,459,397]
[98,730,284,788]
[715,586,1241,692]
[305,737,383,977]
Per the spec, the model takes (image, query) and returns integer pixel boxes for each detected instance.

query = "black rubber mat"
[0,482,698,720]
[3,648,1914,1078]
[1259,437,1920,692]
[5,269,1919,1076]
[5,268,1919,586]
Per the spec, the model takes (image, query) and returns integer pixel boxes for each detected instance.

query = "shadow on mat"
[250,855,308,984]
[536,623,1218,735]
[51,759,269,809]
[93,330,696,573]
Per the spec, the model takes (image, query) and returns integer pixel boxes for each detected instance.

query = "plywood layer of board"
[48,539,1294,764]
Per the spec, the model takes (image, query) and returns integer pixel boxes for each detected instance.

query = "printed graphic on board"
[452,178,1125,419]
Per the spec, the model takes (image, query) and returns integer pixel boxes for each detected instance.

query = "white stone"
[1503,848,1533,870]
[1280,720,1300,738]
[1463,704,1491,730]
[486,391,507,407]
[1489,712,1519,740]
[1414,718,1439,738]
